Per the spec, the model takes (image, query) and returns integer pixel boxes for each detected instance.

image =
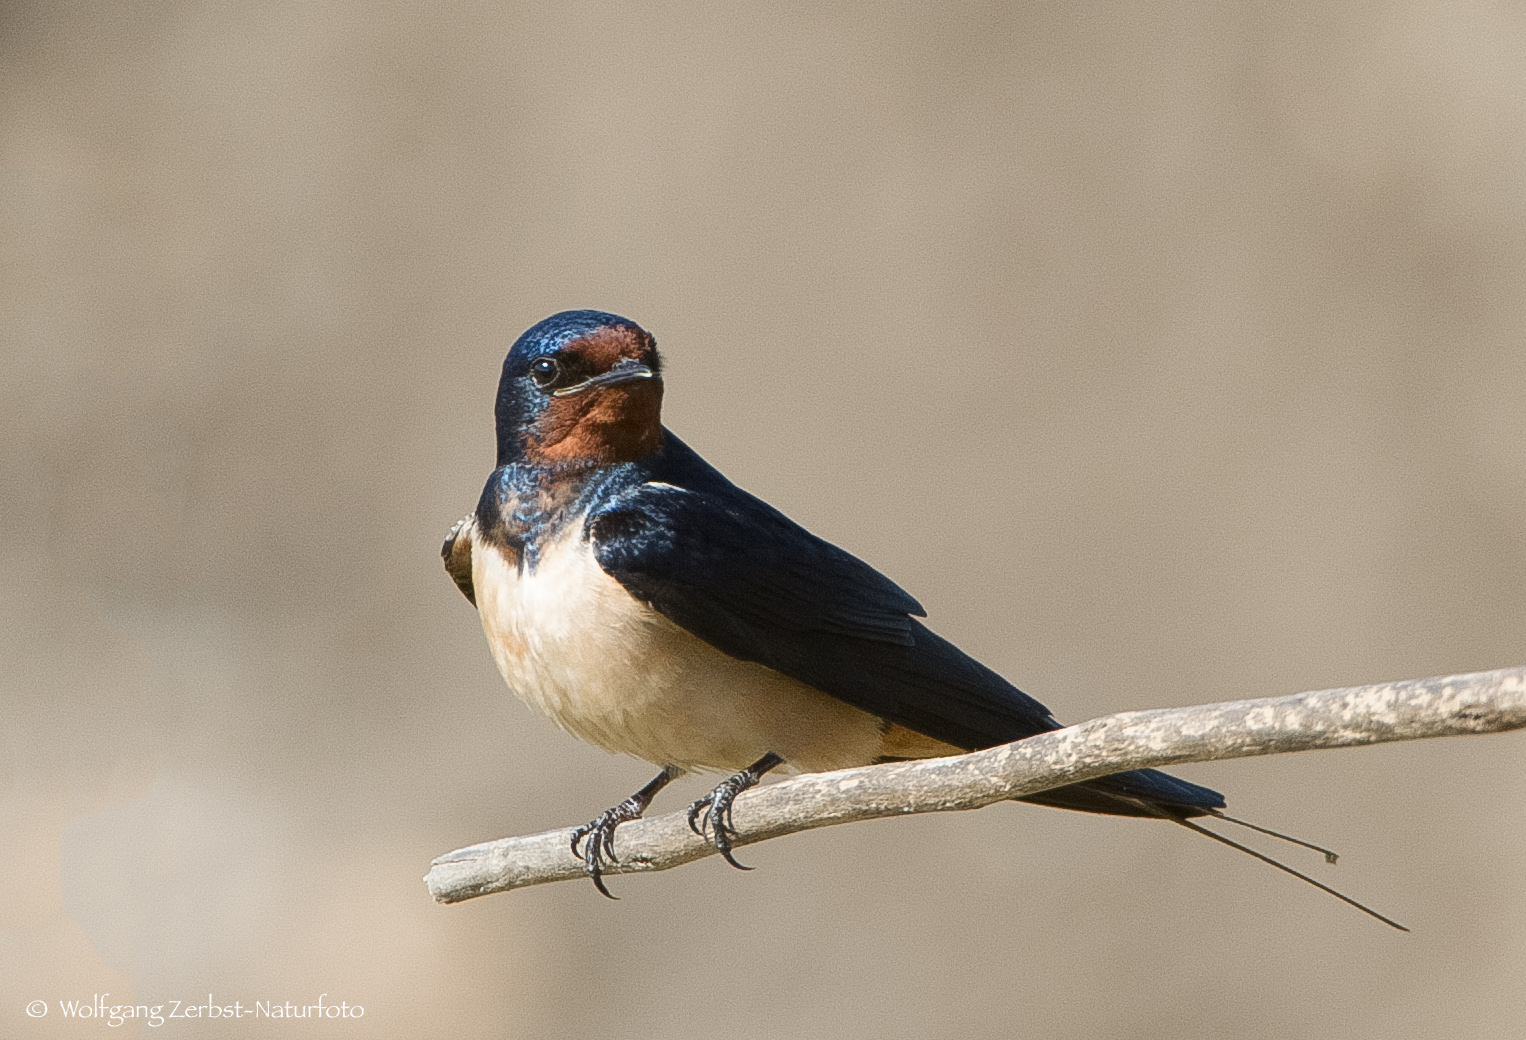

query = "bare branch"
[426,665,1526,904]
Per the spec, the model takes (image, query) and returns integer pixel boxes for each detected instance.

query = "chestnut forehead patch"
[562,325,653,371]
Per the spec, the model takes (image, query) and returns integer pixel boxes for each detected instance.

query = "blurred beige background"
[4,0,1525,1036]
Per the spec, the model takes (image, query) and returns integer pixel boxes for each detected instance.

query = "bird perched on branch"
[442,309,1400,928]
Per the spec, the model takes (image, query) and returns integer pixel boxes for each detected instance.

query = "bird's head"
[494,310,664,467]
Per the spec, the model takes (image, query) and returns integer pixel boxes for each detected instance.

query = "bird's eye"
[529,356,561,388]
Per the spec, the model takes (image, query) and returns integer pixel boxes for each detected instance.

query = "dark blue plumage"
[586,433,1225,818]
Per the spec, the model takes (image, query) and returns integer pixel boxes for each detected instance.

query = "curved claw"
[719,847,754,871]
[583,829,619,900]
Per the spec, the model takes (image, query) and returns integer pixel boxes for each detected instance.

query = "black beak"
[551,358,656,397]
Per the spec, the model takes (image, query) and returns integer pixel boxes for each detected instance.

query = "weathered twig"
[427,666,1526,903]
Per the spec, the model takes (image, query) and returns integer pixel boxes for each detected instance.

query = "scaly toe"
[571,808,638,898]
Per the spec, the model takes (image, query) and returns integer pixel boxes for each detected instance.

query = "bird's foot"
[686,752,784,871]
[570,766,681,899]
[570,799,646,899]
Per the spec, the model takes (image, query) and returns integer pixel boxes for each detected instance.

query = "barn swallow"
[443,309,1402,928]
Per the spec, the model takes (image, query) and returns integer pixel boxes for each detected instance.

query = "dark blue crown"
[506,310,647,368]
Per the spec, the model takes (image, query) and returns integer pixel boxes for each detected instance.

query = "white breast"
[471,520,886,774]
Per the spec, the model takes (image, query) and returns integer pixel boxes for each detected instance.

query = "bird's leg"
[570,765,683,899]
[687,752,784,871]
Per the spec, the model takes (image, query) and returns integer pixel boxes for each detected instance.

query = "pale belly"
[471,525,892,774]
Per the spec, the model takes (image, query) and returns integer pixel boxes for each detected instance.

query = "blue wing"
[589,434,1223,815]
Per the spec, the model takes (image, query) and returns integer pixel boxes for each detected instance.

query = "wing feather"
[587,479,1062,750]
[442,513,477,606]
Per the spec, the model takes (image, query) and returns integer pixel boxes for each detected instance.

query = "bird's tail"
[1020,770,1407,931]
[1018,767,1224,818]
[1171,813,1407,930]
